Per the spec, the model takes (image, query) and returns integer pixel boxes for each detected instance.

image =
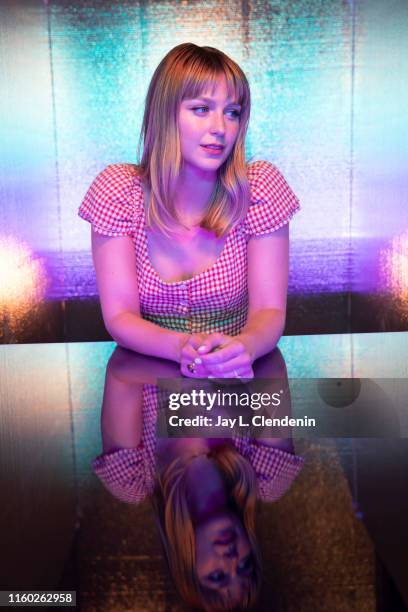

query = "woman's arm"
[92,229,189,362]
[238,222,289,361]
[101,361,144,453]
[195,224,289,374]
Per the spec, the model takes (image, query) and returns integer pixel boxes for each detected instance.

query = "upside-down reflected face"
[178,75,242,180]
[195,510,254,599]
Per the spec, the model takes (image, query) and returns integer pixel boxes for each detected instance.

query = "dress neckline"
[136,176,234,286]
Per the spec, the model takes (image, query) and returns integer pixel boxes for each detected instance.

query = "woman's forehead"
[182,73,239,102]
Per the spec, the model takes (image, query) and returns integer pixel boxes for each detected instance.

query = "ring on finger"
[187,362,196,374]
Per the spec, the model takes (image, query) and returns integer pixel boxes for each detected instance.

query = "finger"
[181,361,206,377]
[198,342,244,366]
[181,342,200,362]
[204,355,250,375]
[182,356,216,380]
[209,367,254,380]
[182,337,214,363]
[180,358,212,378]
[235,367,254,380]
[187,333,208,350]
[196,333,225,356]
[181,364,203,378]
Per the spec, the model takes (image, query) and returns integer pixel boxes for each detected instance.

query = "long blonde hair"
[137,43,251,238]
[153,443,262,610]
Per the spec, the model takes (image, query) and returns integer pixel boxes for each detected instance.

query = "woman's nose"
[210,112,226,135]
[222,543,238,558]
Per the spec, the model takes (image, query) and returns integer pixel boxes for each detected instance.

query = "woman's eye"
[191,107,240,118]
[208,571,225,582]
[238,556,253,574]
[192,106,208,114]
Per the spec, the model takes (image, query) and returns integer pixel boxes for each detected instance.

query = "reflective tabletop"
[1,332,407,611]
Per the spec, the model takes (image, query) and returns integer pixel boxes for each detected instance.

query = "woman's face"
[195,510,254,598]
[178,75,241,178]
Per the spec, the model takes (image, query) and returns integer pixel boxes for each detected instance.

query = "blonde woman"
[78,43,300,380]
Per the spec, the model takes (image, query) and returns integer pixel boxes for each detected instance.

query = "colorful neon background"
[1,0,407,342]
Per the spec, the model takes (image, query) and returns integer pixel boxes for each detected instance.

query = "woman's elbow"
[104,310,139,344]
[279,309,287,335]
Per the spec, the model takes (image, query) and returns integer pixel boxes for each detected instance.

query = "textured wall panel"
[0,2,63,340]
[0,2,60,251]
[353,0,408,327]
[1,0,408,341]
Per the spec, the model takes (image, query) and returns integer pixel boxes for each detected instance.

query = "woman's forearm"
[107,311,189,363]
[237,308,286,363]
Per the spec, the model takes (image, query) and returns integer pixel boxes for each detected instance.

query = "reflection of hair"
[137,42,251,238]
[153,444,261,610]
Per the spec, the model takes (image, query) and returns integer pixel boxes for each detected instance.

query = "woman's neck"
[185,454,228,520]
[174,168,217,224]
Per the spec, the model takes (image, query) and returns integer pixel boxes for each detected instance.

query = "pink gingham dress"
[79,160,304,504]
[78,160,300,336]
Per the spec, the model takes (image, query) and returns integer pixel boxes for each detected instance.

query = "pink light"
[380,230,408,322]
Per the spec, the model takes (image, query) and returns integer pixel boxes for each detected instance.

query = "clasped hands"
[180,332,254,380]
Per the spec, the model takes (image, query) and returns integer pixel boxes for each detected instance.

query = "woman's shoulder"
[233,437,304,502]
[241,160,301,237]
[90,163,143,197]
[92,447,154,505]
[78,163,144,237]
[247,158,277,178]
[246,159,290,198]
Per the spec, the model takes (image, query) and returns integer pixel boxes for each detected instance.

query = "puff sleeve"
[78,163,140,237]
[232,435,304,502]
[248,443,304,502]
[242,160,300,238]
[92,447,155,505]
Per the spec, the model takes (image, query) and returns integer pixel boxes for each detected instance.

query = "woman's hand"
[192,332,254,380]
[180,333,216,378]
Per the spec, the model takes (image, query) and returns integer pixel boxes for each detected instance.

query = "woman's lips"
[200,144,224,155]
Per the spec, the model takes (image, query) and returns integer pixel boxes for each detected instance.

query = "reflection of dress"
[78,161,300,335]
[93,385,304,505]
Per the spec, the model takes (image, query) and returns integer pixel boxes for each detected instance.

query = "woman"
[78,43,300,380]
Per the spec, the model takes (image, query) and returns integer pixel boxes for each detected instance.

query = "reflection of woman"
[78,43,300,380]
[94,348,304,610]
[154,439,262,609]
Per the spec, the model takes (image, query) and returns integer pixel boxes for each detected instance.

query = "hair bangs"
[180,57,247,109]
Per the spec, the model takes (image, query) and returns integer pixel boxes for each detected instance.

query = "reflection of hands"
[191,332,254,381]
[178,376,218,397]
[108,347,180,383]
